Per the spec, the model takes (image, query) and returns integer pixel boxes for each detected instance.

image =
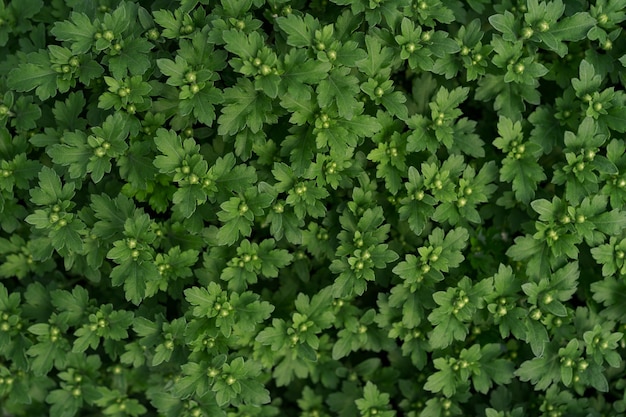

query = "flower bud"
[521,27,534,39]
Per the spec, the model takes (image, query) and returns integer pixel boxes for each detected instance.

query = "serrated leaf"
[30,166,70,205]
[605,106,626,133]
[500,157,546,204]
[110,260,159,305]
[297,343,318,362]
[280,85,315,125]
[218,79,276,135]
[73,325,99,352]
[47,389,80,417]
[50,12,96,54]
[591,243,618,276]
[572,60,602,96]
[27,341,63,375]
[357,35,394,78]
[153,128,186,173]
[216,161,257,194]
[526,319,549,357]
[551,12,595,41]
[516,354,558,390]
[172,185,206,218]
[157,56,187,85]
[489,12,517,40]
[317,67,360,120]
[593,209,626,236]
[48,132,90,179]
[276,14,316,47]
[152,343,173,366]
[184,286,216,317]
[8,63,57,101]
[428,311,468,349]
[108,38,153,78]
[283,50,331,86]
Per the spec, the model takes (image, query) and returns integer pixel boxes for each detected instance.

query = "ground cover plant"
[1,0,626,415]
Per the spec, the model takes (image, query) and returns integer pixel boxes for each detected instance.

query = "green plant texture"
[1,0,626,416]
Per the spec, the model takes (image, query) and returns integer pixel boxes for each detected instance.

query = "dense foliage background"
[1,0,626,416]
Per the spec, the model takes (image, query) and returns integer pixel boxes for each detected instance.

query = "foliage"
[1,0,626,416]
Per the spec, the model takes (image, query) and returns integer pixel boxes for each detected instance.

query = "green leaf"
[27,340,64,375]
[489,12,517,40]
[317,67,360,120]
[316,125,355,160]
[381,90,408,120]
[218,79,276,135]
[106,309,134,340]
[153,9,181,39]
[437,227,469,270]
[157,56,188,86]
[507,234,550,273]
[428,31,460,57]
[516,352,559,390]
[182,86,223,126]
[78,59,104,84]
[260,242,293,277]
[50,12,96,53]
[221,0,253,16]
[525,319,549,357]
[500,157,546,204]
[48,132,90,179]
[30,167,73,206]
[152,343,173,366]
[282,50,331,87]
[222,29,262,60]
[356,35,394,78]
[118,141,158,188]
[216,195,256,245]
[592,276,626,321]
[172,185,207,218]
[276,14,317,47]
[424,359,459,397]
[153,128,187,173]
[51,286,90,326]
[591,241,620,277]
[479,344,515,388]
[108,37,153,78]
[281,85,316,125]
[110,260,159,305]
[256,318,287,351]
[233,292,274,331]
[8,62,58,101]
[572,60,602,96]
[73,325,100,353]
[604,106,626,133]
[185,284,219,318]
[588,364,609,392]
[428,310,468,349]
[297,343,318,362]
[49,219,84,253]
[355,382,393,416]
[46,389,81,417]
[214,157,257,194]
[551,12,595,41]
